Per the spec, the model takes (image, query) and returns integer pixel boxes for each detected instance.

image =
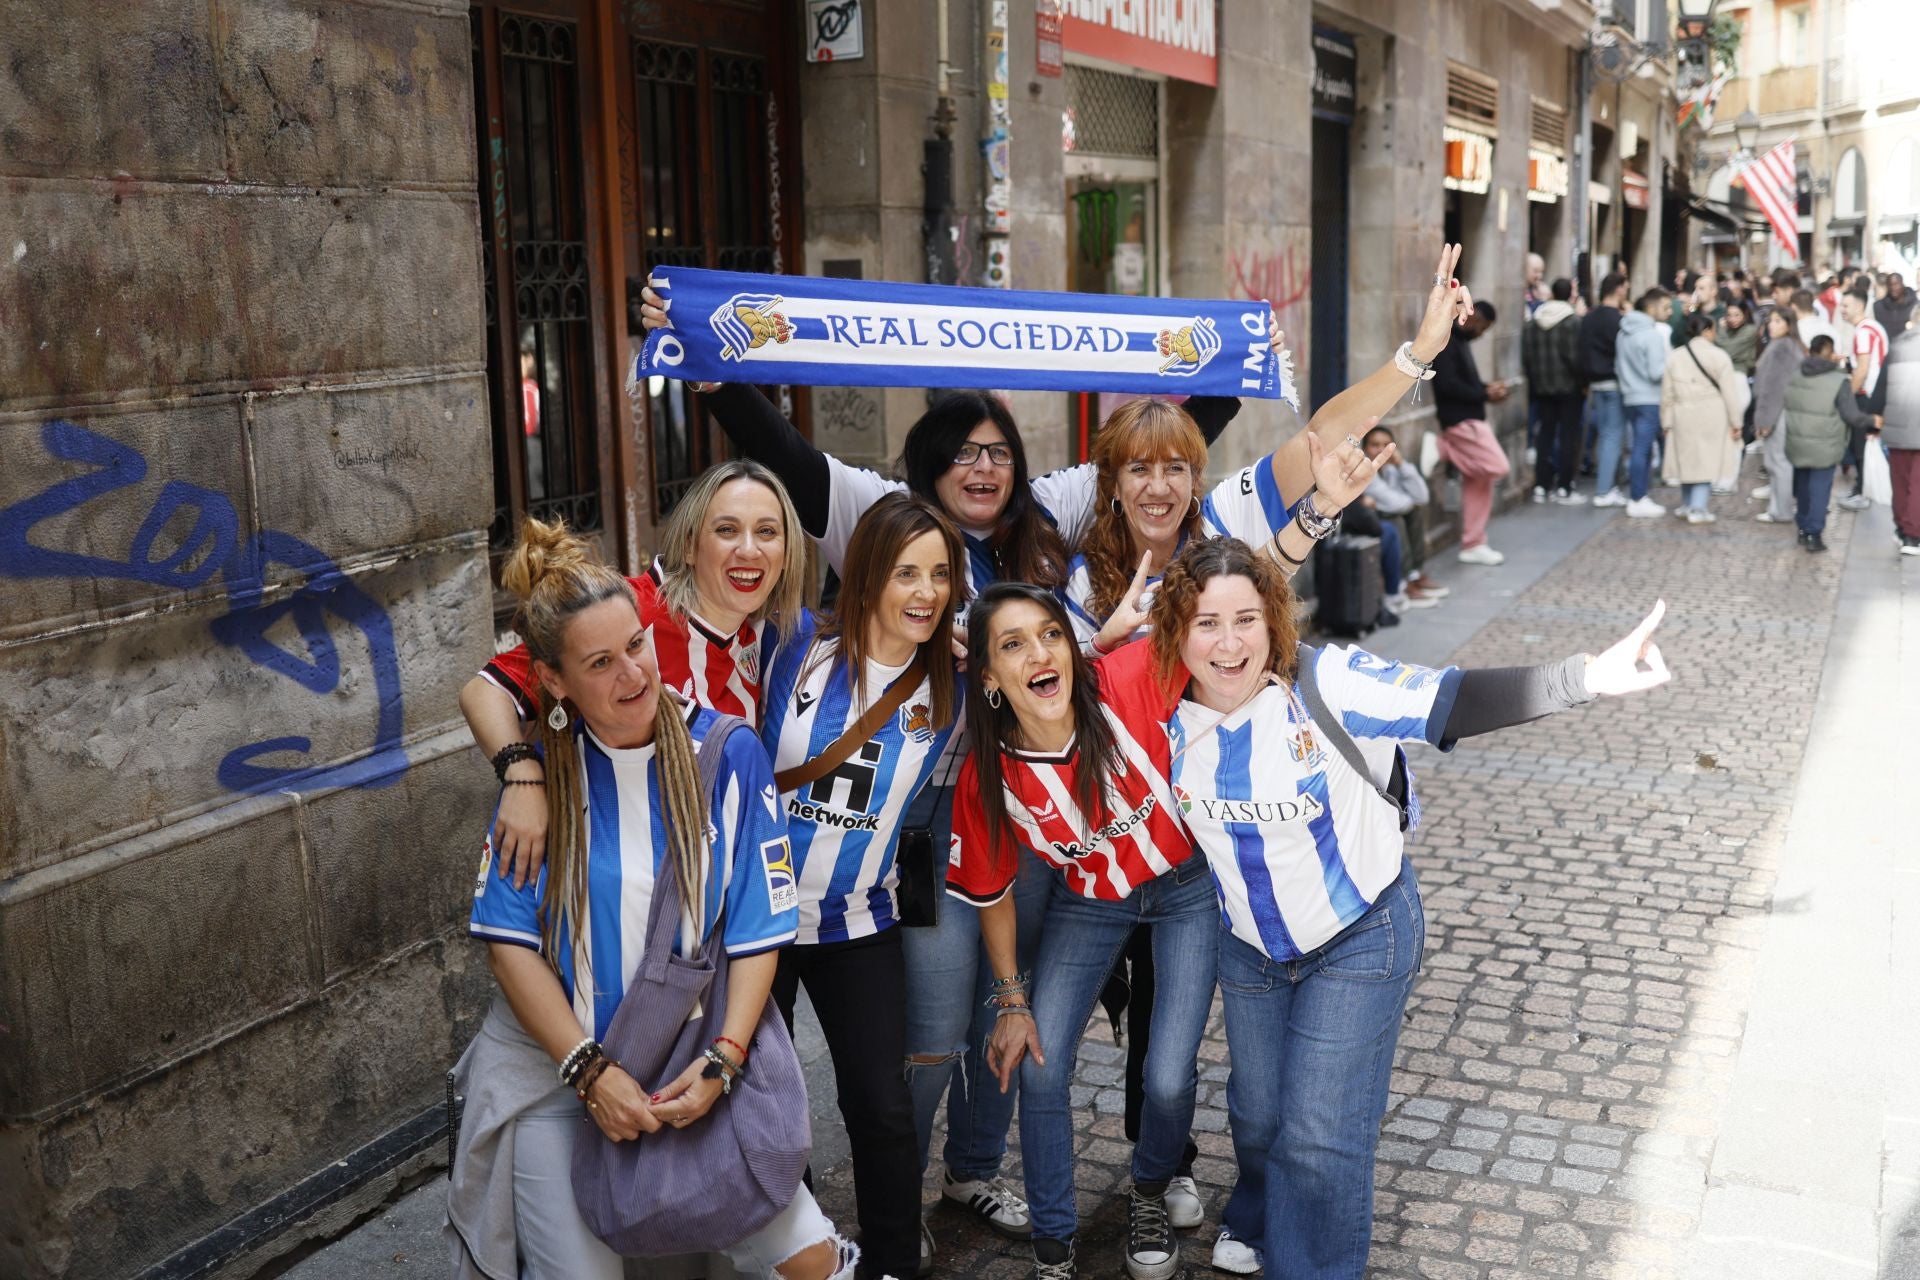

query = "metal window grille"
[1064,65,1158,159]
[1530,99,1568,154]
[1446,63,1499,134]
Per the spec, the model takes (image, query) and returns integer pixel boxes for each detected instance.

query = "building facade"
[1692,0,1920,275]
[0,3,1685,1276]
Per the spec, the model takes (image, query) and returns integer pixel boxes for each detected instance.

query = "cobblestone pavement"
[826,492,1861,1280]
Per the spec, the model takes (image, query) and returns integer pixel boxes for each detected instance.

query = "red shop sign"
[1062,0,1218,87]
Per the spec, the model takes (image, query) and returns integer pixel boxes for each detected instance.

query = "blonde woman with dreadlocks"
[448,519,861,1280]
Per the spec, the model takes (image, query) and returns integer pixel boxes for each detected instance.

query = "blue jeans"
[1793,465,1837,536]
[1018,858,1220,1243]
[1378,520,1405,595]
[1589,387,1624,495]
[1626,404,1662,500]
[1217,861,1425,1279]
[1681,482,1710,510]
[900,782,1051,1180]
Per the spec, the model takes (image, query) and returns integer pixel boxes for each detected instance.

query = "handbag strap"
[1684,340,1724,395]
[1292,644,1406,824]
[772,652,928,792]
[641,708,752,981]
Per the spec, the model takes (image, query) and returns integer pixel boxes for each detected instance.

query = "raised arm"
[1266,244,1476,505]
[701,384,833,537]
[1435,600,1669,744]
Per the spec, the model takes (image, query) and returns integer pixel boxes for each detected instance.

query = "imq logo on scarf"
[639,267,1296,407]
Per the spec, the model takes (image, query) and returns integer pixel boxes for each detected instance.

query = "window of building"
[1887,139,1917,214]
[472,8,604,560]
[1777,4,1809,68]
[1836,148,1867,219]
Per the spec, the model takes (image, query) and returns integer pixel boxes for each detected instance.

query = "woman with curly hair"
[1145,537,1670,1277]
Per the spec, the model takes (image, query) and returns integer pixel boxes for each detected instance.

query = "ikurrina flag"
[637,267,1298,408]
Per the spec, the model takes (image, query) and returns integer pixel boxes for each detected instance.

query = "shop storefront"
[1058,0,1217,456]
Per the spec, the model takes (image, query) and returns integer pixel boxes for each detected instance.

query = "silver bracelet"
[1294,490,1340,541]
[1394,341,1437,381]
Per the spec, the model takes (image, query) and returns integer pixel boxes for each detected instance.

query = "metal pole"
[1572,42,1594,299]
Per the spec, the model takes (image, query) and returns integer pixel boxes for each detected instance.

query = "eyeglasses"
[953,442,1015,467]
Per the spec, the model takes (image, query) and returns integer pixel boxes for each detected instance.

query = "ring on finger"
[1343,435,1362,451]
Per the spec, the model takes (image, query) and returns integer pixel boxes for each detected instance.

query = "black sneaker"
[1806,533,1828,554]
[1030,1237,1077,1280]
[1125,1185,1178,1280]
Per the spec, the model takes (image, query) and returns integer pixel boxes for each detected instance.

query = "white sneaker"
[1552,488,1590,505]
[1165,1175,1203,1229]
[1751,484,1773,501]
[1744,440,1765,455]
[1755,511,1784,523]
[1625,497,1667,519]
[1711,482,1736,495]
[1210,1230,1264,1275]
[1531,485,1549,503]
[918,1219,934,1278]
[1685,508,1718,524]
[1839,493,1872,511]
[1456,544,1505,565]
[942,1172,1032,1238]
[1592,488,1628,508]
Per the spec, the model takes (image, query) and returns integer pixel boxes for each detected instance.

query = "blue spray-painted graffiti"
[0,420,407,793]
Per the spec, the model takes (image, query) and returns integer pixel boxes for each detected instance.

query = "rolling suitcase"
[1312,534,1384,637]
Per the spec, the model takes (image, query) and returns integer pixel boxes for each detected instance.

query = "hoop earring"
[1188,496,1201,519]
[1110,497,1124,517]
[984,687,1002,710]
[547,700,571,732]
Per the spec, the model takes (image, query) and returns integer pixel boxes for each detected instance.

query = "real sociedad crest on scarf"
[711,293,793,361]
[639,267,1298,407]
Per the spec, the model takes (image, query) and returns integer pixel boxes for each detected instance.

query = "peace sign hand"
[1583,600,1673,696]
[1092,552,1156,655]
[1413,243,1475,362]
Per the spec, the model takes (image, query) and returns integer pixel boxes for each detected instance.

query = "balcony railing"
[1716,65,1818,118]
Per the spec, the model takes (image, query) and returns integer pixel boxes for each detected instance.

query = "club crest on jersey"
[760,836,799,913]
[1288,726,1327,769]
[736,640,760,683]
[712,293,793,361]
[899,701,935,745]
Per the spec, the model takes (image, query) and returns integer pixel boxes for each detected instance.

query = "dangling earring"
[984,687,1002,710]
[547,700,570,732]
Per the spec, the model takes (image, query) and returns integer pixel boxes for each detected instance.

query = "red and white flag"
[1734,139,1800,259]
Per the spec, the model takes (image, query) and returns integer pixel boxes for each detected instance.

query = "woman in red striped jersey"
[946,583,1206,1280]
[460,460,811,887]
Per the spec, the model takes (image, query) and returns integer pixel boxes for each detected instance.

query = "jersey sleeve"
[1094,634,1185,724]
[1312,644,1463,747]
[480,648,539,722]
[1200,456,1298,546]
[1063,559,1104,651]
[821,456,907,576]
[714,726,800,956]
[945,757,1014,906]
[1030,462,1099,548]
[468,797,547,951]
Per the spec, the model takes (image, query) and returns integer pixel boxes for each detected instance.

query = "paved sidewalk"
[276,488,1915,1280]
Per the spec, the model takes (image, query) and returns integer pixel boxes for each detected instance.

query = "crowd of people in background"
[1496,258,1919,558]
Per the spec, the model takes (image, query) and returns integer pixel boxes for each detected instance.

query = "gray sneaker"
[1839,493,1872,511]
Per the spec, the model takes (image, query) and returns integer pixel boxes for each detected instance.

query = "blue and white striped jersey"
[1169,645,1462,962]
[469,706,797,1041]
[1064,457,1298,649]
[761,611,958,944]
[820,457,1094,614]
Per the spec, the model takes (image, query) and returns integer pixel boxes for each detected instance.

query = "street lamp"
[1733,109,1760,156]
[1673,0,1720,90]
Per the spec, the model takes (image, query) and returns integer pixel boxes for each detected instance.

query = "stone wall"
[0,1,496,1275]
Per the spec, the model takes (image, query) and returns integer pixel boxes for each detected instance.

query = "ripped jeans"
[899,783,1052,1181]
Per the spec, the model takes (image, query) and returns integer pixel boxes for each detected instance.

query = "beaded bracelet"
[491,742,541,783]
[558,1037,599,1087]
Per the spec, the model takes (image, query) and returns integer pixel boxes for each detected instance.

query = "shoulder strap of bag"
[1683,340,1724,394]
[642,708,751,974]
[1293,644,1406,823]
[772,653,928,792]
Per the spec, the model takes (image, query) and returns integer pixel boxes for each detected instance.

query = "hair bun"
[500,515,593,602]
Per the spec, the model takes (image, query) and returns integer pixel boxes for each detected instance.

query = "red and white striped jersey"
[947,639,1194,904]
[482,558,775,727]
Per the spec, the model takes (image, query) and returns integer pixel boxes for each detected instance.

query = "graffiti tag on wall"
[0,420,407,794]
